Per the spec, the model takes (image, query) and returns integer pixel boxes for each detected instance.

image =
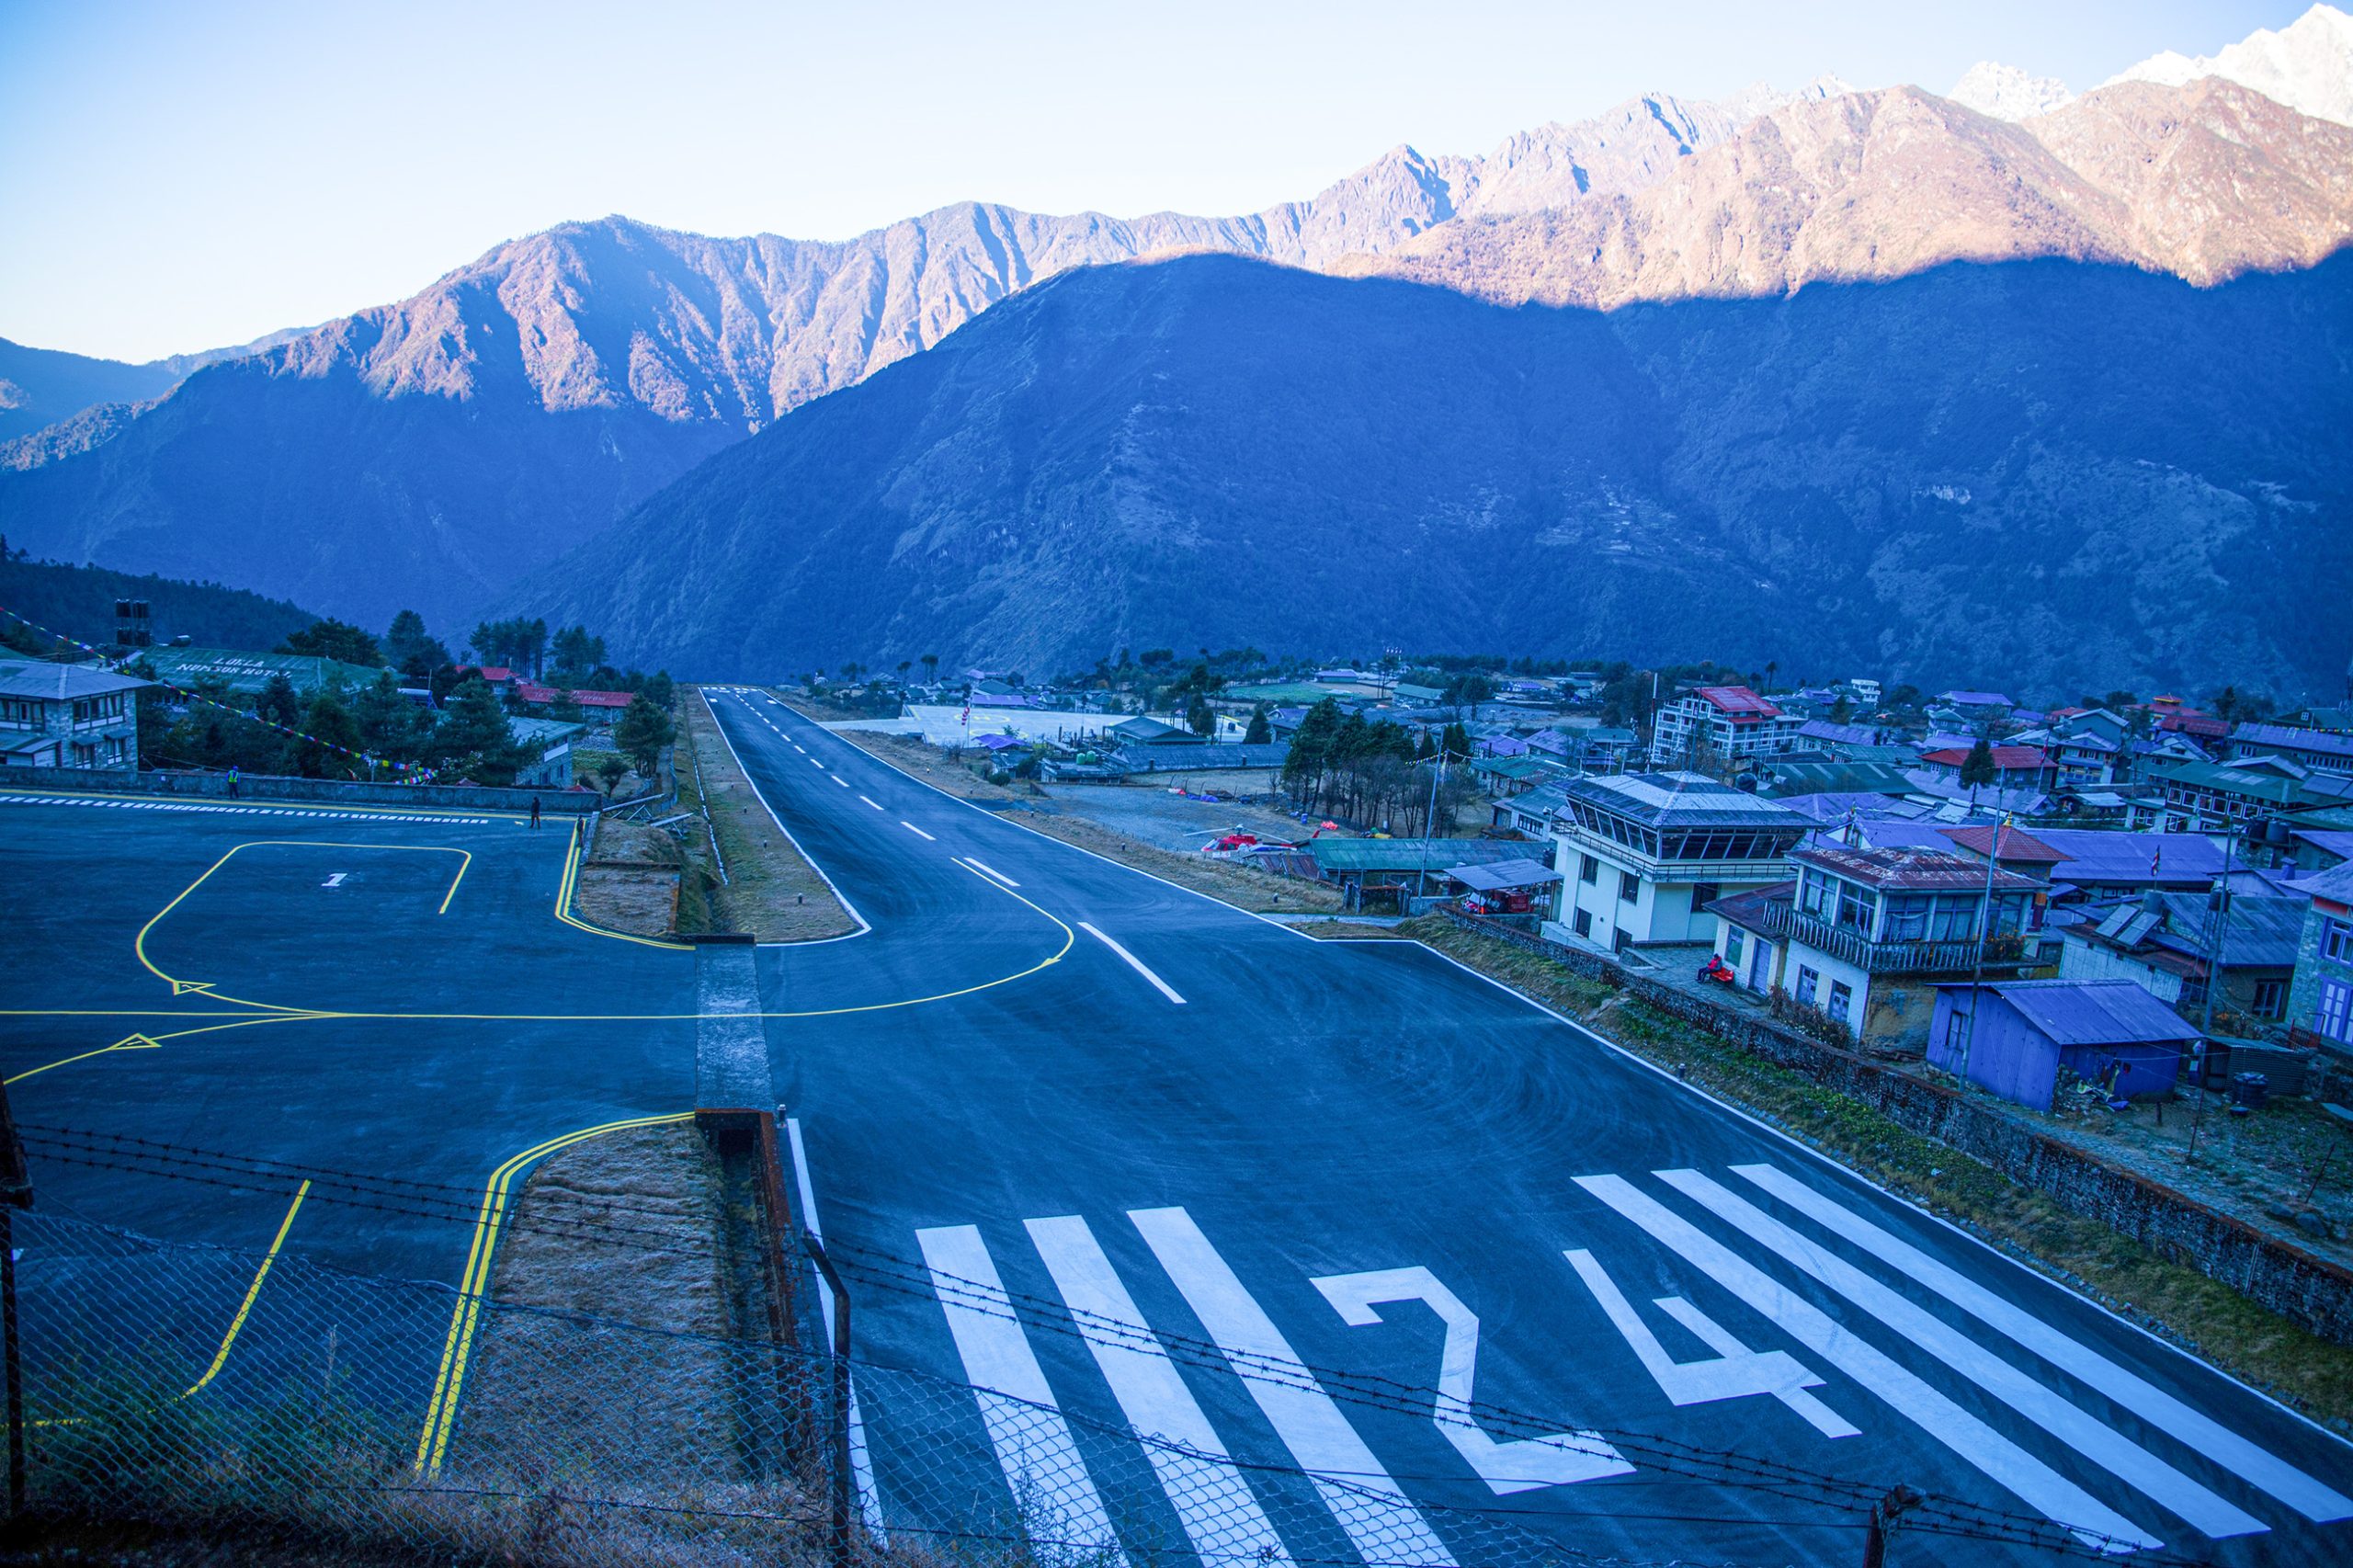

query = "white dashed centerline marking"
[961,857,1019,889]
[901,822,936,841]
[1078,922,1186,1005]
[832,775,850,788]
[809,757,824,767]
[859,795,883,811]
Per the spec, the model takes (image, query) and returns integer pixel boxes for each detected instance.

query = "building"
[2134,756,2353,830]
[1926,980,2199,1111]
[513,683,635,726]
[2286,860,2353,1062]
[1708,845,2045,1053]
[2057,891,2307,1035]
[1846,677,1881,708]
[2229,722,2353,778]
[1794,720,1893,758]
[508,716,585,788]
[1306,836,1532,909]
[1547,772,1809,952]
[1647,687,1804,767]
[1108,716,1207,746]
[1915,744,2053,792]
[0,658,149,768]
[1469,753,1572,797]
[2029,830,2231,898]
[142,645,381,697]
[1937,689,2014,720]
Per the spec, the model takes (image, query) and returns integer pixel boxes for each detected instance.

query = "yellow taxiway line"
[186,1180,313,1397]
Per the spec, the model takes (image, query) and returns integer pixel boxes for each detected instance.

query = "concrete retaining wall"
[1441,907,2353,1346]
[0,764,601,815]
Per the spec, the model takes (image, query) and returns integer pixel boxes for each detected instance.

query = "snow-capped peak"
[2103,3,2353,126]
[1946,61,2075,120]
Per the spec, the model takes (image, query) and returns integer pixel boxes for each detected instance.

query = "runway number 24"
[1310,1253,1854,1495]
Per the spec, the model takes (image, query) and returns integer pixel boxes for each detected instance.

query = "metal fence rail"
[3,1208,2131,1568]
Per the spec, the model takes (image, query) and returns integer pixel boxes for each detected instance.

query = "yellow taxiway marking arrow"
[171,980,215,996]
[5,1034,163,1085]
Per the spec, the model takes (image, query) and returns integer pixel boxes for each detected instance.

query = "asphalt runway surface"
[6,707,2353,1565]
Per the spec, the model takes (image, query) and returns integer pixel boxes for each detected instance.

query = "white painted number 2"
[1312,1266,1634,1494]
[1564,1248,1857,1438]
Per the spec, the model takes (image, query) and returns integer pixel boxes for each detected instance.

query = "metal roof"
[0,658,149,701]
[1308,837,1533,873]
[142,645,379,695]
[1774,791,1932,824]
[1793,844,2041,892]
[2302,859,2353,907]
[1449,858,1563,891]
[1946,980,2200,1046]
[1941,824,2068,863]
[1562,771,1808,828]
[2032,831,2228,883]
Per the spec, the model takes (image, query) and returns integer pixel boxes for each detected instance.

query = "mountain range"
[0,7,2347,693]
[513,252,2352,696]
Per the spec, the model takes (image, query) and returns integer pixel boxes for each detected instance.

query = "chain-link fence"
[3,1206,2154,1568]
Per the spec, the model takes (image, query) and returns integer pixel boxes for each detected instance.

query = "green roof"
[2143,758,2313,805]
[1308,837,1535,873]
[1226,682,1345,704]
[142,645,382,696]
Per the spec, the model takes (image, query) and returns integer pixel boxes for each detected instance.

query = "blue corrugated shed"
[2033,831,2227,885]
[1980,980,2200,1045]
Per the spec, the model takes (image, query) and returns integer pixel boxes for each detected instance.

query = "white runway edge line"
[1025,1216,1296,1567]
[1129,1206,1460,1567]
[699,692,872,937]
[1078,923,1186,1005]
[785,1119,884,1539]
[915,1226,1132,1566]
[960,857,1019,890]
[900,822,936,842]
[1657,1169,2264,1540]
[1574,1174,2160,1553]
[1730,1163,2353,1522]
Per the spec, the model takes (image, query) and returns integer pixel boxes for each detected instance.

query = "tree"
[639,671,676,709]
[278,619,381,666]
[921,654,939,682]
[1959,736,1999,794]
[1442,672,1495,719]
[548,625,608,685]
[432,676,519,781]
[614,692,677,777]
[1439,721,1471,762]
[384,609,444,676]
[593,754,631,795]
[256,673,303,733]
[1282,699,1345,804]
[353,669,430,764]
[295,689,362,778]
[1185,693,1216,736]
[1828,694,1854,725]
[1244,703,1272,745]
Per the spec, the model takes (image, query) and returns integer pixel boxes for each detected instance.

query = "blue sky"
[0,0,2309,361]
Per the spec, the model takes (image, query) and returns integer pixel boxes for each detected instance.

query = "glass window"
[1799,873,1832,919]
[2320,978,2352,1042]
[1725,928,1745,965]
[2250,978,2287,1020]
[1795,966,1819,1006]
[1827,981,1852,1024]
[1836,881,1878,932]
[1574,907,1593,938]
[2323,918,2351,963]
[1930,897,1976,943]
[1690,882,1721,912]
[1580,854,1598,884]
[1885,894,1930,942]
[1620,870,1640,904]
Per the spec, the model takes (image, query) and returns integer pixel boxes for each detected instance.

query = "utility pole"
[1862,1485,1921,1567]
[1413,745,1452,906]
[1957,816,2009,1083]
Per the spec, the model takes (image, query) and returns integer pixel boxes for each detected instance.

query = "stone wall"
[0,763,602,815]
[1441,907,2353,1346]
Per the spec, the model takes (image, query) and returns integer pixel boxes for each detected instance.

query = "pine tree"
[433,676,517,779]
[1244,702,1271,745]
[1186,693,1216,736]
[614,692,677,777]
[296,690,363,778]
[1960,736,1998,793]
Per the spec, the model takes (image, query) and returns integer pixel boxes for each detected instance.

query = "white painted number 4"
[1564,1249,1857,1438]
[1313,1267,1635,1493]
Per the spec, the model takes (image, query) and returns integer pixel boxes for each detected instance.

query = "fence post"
[802,1234,855,1566]
[1861,1484,1920,1568]
[1,1082,30,1519]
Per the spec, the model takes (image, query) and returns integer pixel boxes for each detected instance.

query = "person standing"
[529,797,541,830]
[227,764,240,800]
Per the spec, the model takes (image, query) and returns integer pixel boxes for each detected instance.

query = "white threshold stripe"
[1658,1170,2263,1540]
[1130,1206,1459,1567]
[859,795,884,811]
[901,822,936,841]
[1574,1175,2158,1553]
[961,857,1019,889]
[1027,1216,1296,1567]
[1078,923,1186,1005]
[915,1226,1131,1564]
[784,1119,884,1539]
[1733,1163,2352,1523]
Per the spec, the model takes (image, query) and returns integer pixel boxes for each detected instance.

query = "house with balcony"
[1546,772,1809,953]
[2057,890,2307,1037]
[1647,687,1805,769]
[0,657,149,769]
[1706,844,2048,1055]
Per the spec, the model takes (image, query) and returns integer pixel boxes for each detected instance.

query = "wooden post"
[1862,1484,1921,1568]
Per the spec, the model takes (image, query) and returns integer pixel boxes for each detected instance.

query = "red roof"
[1940,824,2067,863]
[1921,745,2050,769]
[573,689,632,709]
[2162,713,2229,739]
[513,682,557,703]
[469,665,517,683]
[1697,685,1781,720]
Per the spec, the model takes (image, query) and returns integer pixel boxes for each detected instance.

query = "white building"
[1545,772,1810,952]
[1648,686,1806,767]
[0,658,148,769]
